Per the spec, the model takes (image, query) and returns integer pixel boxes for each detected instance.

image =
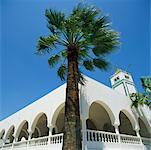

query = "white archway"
[138,118,151,138]
[51,103,65,134]
[5,125,15,143]
[15,120,29,141]
[0,130,5,139]
[119,110,136,136]
[31,113,49,138]
[87,101,115,132]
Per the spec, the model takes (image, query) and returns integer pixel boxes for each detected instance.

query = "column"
[135,128,144,149]
[47,125,54,144]
[81,118,88,150]
[114,124,119,134]
[27,130,33,147]
[14,137,18,142]
[113,124,120,143]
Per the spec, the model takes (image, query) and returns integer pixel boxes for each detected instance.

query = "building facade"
[0,70,151,150]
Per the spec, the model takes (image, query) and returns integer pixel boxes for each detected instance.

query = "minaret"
[110,69,137,96]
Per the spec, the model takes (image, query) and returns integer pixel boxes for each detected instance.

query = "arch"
[51,103,65,126]
[119,110,136,136]
[31,113,49,138]
[87,101,115,132]
[120,109,136,129]
[17,121,29,141]
[5,125,15,143]
[89,101,115,124]
[138,118,151,138]
[15,120,29,141]
[86,119,97,130]
[0,130,5,139]
[51,103,65,134]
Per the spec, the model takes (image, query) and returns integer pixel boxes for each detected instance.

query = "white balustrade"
[86,129,119,143]
[28,136,49,147]
[0,131,150,150]
[1,143,12,149]
[49,133,63,144]
[120,134,141,144]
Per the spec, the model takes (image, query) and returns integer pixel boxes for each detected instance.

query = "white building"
[0,70,151,150]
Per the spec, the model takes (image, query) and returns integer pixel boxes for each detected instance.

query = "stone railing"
[0,133,63,149]
[86,129,119,143]
[86,130,142,145]
[0,131,151,149]
[120,134,141,144]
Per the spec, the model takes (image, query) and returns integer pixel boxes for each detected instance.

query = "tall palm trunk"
[62,46,82,150]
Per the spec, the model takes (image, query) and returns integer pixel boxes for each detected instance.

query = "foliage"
[131,77,151,109]
[36,3,120,82]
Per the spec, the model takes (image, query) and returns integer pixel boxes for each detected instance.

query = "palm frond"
[78,71,86,85]
[57,64,67,80]
[83,60,94,71]
[37,35,58,54]
[61,50,67,58]
[130,93,151,109]
[45,9,65,33]
[93,58,109,70]
[79,49,89,59]
[48,54,60,68]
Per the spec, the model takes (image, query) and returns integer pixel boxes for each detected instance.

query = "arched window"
[0,130,5,139]
[31,113,49,138]
[87,102,115,133]
[138,118,151,138]
[17,121,29,141]
[119,111,136,136]
[55,107,65,134]
[5,126,15,144]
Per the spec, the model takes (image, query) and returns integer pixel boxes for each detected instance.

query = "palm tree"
[36,3,119,150]
[131,77,151,109]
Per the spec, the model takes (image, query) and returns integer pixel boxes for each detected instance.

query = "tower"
[110,69,137,96]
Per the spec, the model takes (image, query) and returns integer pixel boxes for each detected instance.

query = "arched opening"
[51,103,65,135]
[138,118,151,138]
[0,130,5,139]
[31,113,49,138]
[5,126,15,144]
[119,111,136,136]
[52,105,82,135]
[87,102,115,133]
[55,107,65,134]
[17,121,29,141]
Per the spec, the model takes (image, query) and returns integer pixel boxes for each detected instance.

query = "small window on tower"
[114,76,120,82]
[125,75,129,79]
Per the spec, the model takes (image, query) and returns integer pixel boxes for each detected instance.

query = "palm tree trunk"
[62,47,82,150]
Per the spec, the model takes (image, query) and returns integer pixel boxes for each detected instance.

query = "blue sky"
[0,0,150,121]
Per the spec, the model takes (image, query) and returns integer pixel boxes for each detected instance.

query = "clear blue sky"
[0,0,150,121]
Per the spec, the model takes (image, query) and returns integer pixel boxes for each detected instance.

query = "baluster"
[93,132,95,141]
[104,134,107,142]
[90,132,92,141]
[100,133,102,142]
[96,133,99,141]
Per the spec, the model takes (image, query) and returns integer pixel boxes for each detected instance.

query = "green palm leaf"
[48,54,60,68]
[57,64,67,80]
[93,58,109,70]
[83,60,94,71]
[37,35,58,54]
[45,9,65,32]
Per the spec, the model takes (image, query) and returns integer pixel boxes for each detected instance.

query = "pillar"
[47,125,54,144]
[114,124,119,134]
[113,123,121,143]
[27,130,33,147]
[81,118,88,150]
